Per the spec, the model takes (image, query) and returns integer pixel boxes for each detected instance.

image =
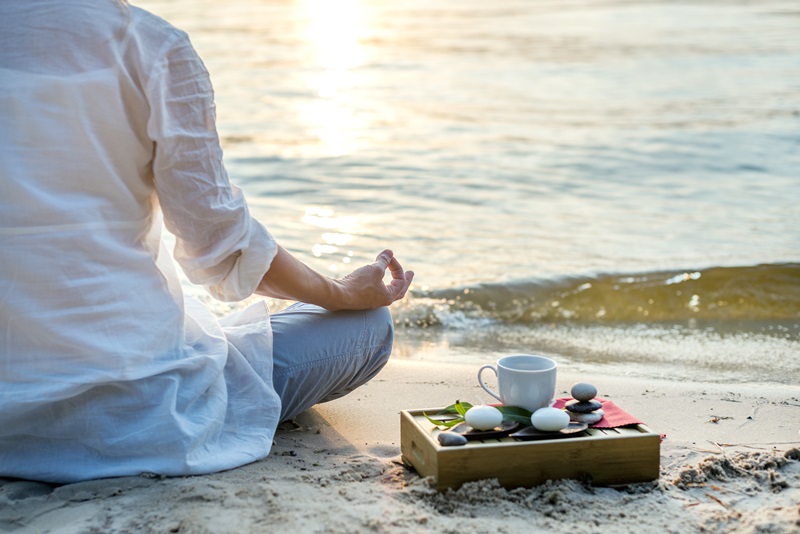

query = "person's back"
[1,0,183,399]
[0,0,282,482]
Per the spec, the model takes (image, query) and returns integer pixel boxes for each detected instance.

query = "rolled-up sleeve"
[145,30,277,302]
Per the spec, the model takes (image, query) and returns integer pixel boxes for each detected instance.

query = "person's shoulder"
[128,4,189,47]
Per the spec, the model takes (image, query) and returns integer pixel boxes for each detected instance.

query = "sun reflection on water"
[302,0,365,73]
[299,0,369,156]
[302,207,360,270]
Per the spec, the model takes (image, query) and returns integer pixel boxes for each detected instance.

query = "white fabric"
[0,0,281,482]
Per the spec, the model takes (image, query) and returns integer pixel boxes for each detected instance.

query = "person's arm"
[143,32,412,308]
[256,246,413,311]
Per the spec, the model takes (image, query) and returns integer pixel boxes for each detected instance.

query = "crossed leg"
[270,302,394,422]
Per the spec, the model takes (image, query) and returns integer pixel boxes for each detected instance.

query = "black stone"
[565,400,602,413]
[437,432,468,447]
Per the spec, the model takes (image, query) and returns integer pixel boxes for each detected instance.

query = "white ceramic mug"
[478,354,557,412]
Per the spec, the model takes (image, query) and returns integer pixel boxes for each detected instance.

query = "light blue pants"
[270,302,394,422]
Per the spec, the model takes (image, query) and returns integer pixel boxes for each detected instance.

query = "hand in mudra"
[333,250,414,310]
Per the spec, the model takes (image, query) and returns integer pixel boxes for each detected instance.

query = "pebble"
[531,407,570,432]
[570,382,598,402]
[437,432,468,447]
[569,409,604,425]
[565,400,602,413]
[464,405,503,431]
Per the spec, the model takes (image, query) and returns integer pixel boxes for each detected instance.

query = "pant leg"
[270,302,393,422]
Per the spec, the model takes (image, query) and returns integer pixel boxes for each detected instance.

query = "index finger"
[387,255,405,279]
[374,249,393,270]
[387,270,413,302]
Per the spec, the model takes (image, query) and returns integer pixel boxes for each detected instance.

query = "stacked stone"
[565,383,604,425]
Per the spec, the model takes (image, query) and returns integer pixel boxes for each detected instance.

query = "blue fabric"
[271,303,394,422]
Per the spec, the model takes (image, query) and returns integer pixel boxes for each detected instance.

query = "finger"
[387,270,414,301]
[396,271,414,300]
[387,255,405,279]
[374,249,393,270]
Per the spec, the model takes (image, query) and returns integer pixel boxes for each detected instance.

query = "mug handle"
[477,364,502,403]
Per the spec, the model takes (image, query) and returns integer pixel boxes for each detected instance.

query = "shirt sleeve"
[144,29,277,302]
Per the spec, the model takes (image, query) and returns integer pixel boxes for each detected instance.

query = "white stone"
[531,407,570,432]
[568,409,604,425]
[464,405,503,431]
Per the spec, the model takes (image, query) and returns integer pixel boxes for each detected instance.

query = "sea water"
[137,0,800,385]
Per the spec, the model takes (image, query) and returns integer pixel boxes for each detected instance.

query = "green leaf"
[497,405,533,426]
[437,403,461,415]
[439,418,465,428]
[437,401,473,416]
[500,413,533,425]
[423,411,465,428]
[497,405,532,418]
[427,401,472,428]
[454,400,471,417]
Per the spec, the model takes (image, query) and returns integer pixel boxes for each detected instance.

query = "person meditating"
[0,0,413,483]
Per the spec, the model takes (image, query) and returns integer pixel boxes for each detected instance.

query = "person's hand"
[331,249,414,311]
[256,245,412,311]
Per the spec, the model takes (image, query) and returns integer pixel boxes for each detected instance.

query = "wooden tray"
[400,408,660,491]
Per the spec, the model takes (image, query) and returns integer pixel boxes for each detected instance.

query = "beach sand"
[2,359,798,533]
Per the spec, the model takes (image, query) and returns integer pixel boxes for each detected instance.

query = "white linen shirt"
[0,0,281,482]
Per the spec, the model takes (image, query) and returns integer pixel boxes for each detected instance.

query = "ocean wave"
[400,263,800,328]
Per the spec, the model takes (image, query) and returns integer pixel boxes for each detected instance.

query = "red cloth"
[552,397,643,429]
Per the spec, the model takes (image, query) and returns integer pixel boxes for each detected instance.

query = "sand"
[1,359,799,534]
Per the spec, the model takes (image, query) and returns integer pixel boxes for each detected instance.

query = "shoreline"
[2,359,799,533]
